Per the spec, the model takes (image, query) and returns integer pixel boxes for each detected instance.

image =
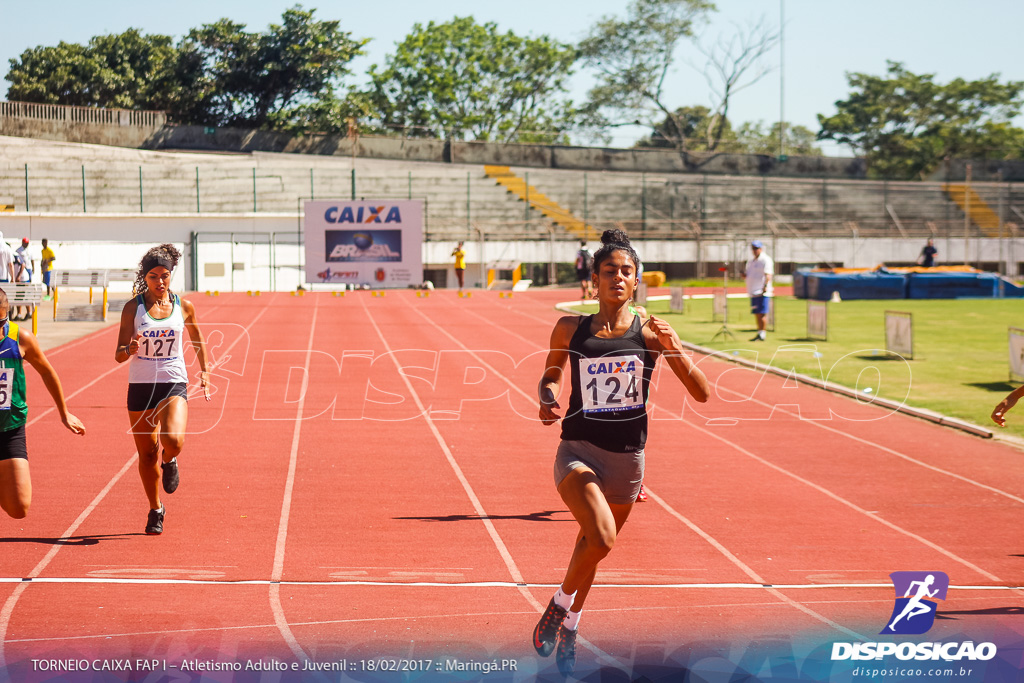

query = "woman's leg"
[556,467,634,607]
[0,458,31,519]
[129,410,161,510]
[156,396,188,464]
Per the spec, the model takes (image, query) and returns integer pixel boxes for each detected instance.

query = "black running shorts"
[127,383,189,412]
[0,424,28,461]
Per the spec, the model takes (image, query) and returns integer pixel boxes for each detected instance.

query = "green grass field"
[570,295,1024,440]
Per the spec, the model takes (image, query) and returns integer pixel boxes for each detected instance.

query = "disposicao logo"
[831,571,997,663]
[881,571,948,635]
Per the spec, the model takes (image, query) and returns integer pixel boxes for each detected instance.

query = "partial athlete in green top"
[0,321,27,431]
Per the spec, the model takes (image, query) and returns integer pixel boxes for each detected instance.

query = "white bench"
[51,269,112,322]
[0,282,45,334]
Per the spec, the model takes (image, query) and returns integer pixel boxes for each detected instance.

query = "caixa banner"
[304,200,424,287]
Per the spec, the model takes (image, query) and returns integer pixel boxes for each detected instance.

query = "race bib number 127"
[578,354,643,413]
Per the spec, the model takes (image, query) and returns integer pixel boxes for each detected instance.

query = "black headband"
[143,256,174,273]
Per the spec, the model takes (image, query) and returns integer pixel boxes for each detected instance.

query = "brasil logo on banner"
[326,230,403,262]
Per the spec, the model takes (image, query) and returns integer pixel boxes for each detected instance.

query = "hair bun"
[601,229,631,247]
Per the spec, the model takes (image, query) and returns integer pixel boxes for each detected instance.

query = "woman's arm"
[538,317,576,425]
[992,385,1024,427]
[19,328,85,434]
[644,316,710,403]
[182,299,212,401]
[113,299,140,363]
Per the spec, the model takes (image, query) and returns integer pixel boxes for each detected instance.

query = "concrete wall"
[2,212,1020,291]
[1,100,867,179]
[0,117,161,149]
[934,159,1024,183]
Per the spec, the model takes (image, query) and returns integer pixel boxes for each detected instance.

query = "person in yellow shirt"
[452,241,466,293]
[40,238,56,297]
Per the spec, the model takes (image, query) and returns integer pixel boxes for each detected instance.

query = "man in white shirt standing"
[743,240,773,342]
[0,231,16,283]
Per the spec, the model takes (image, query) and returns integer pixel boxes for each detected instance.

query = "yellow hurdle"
[213,291,220,296]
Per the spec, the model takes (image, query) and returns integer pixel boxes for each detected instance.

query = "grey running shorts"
[553,439,645,505]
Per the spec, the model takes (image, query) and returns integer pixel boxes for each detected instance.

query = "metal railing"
[1,160,1022,242]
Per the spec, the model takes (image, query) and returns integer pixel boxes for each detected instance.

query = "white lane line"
[0,304,259,671]
[710,381,1024,505]
[0,576,1020,589]
[0,454,138,672]
[268,298,319,664]
[43,322,118,356]
[687,420,1005,582]
[402,299,868,642]
[361,300,632,671]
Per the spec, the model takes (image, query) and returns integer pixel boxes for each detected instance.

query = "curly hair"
[133,243,181,296]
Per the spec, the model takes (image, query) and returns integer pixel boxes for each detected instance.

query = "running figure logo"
[881,571,949,635]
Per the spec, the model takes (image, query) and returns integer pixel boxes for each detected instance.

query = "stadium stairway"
[943,183,1002,236]
[484,165,600,240]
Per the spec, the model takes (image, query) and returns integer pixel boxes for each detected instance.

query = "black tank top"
[560,314,657,453]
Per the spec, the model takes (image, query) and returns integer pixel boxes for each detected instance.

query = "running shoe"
[555,625,577,677]
[145,507,165,535]
[532,598,568,657]
[637,484,648,502]
[161,458,179,494]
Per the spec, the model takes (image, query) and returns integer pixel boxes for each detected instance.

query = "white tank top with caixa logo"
[128,294,189,384]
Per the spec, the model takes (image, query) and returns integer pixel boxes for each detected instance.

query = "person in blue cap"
[743,240,773,341]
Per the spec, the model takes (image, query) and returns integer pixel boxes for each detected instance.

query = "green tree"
[578,0,716,150]
[635,105,737,150]
[736,121,821,156]
[6,29,178,109]
[818,61,1024,178]
[184,6,367,130]
[5,6,367,134]
[367,17,576,142]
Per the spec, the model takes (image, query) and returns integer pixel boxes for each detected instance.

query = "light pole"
[779,0,786,159]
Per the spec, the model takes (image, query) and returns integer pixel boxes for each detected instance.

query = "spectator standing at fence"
[575,241,593,300]
[743,240,773,342]
[0,288,86,519]
[40,239,56,297]
[0,233,15,284]
[452,241,466,294]
[918,239,938,268]
[13,239,32,321]
[15,239,32,283]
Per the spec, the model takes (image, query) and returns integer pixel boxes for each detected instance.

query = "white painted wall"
[2,213,1021,291]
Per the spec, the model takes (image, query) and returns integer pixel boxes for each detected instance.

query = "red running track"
[1,289,1023,681]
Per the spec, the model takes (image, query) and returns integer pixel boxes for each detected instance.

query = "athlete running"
[534,229,710,675]
[114,244,211,535]
[0,288,85,518]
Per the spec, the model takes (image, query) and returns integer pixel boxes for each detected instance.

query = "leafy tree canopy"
[367,16,576,143]
[818,61,1024,178]
[5,6,367,133]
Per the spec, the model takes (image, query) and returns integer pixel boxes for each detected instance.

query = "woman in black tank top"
[531,230,710,675]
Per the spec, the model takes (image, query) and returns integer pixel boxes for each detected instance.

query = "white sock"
[758,330,766,339]
[553,587,576,610]
[563,610,582,631]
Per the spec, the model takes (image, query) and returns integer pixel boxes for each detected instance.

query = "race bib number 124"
[578,354,643,413]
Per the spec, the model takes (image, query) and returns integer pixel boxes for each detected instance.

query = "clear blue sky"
[3,0,1023,155]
